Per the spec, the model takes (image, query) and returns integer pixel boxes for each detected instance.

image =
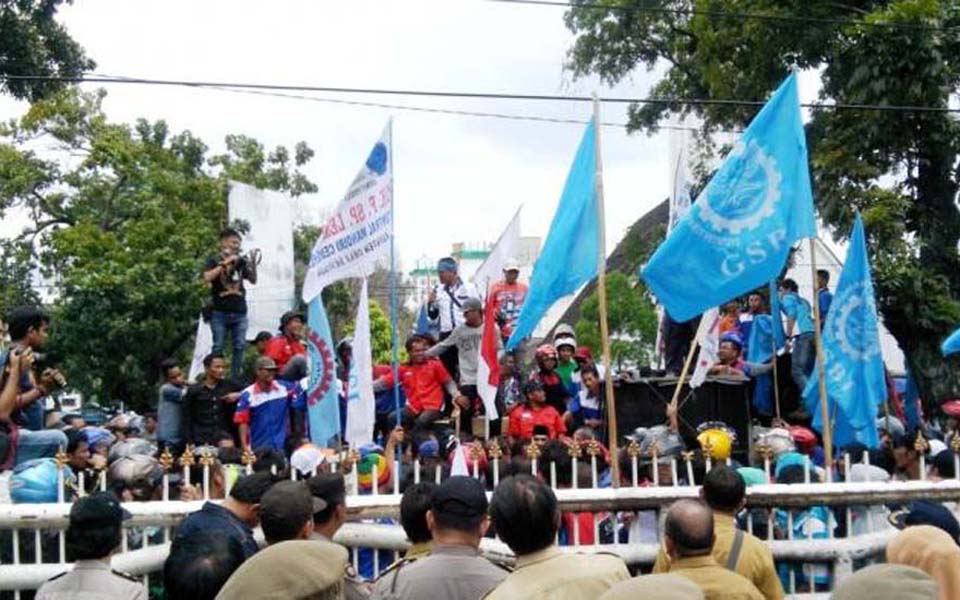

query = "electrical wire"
[485,0,960,33]
[4,74,960,113]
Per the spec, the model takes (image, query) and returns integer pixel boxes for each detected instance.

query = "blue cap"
[889,500,960,543]
[720,332,744,349]
[437,257,458,272]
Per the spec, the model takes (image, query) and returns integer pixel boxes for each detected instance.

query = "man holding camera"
[203,227,260,380]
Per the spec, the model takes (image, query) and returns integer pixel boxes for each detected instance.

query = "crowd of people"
[3,230,960,599]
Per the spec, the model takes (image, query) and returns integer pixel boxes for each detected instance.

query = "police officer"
[372,476,508,600]
[37,492,146,600]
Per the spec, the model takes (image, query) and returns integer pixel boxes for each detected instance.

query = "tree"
[342,298,398,365]
[0,88,316,409]
[566,1,960,401]
[575,271,658,369]
[0,0,95,101]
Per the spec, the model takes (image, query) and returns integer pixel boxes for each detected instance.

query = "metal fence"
[2,451,960,598]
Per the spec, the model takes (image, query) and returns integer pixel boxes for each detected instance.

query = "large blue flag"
[507,119,598,349]
[305,296,341,447]
[642,74,816,322]
[803,215,885,449]
[942,326,960,356]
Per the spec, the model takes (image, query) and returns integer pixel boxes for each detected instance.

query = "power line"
[485,0,959,33]
[4,74,960,114]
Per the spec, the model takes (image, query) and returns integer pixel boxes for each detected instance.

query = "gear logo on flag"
[695,139,782,234]
[306,330,336,406]
[832,282,881,362]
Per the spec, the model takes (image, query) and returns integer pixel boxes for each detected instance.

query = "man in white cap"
[487,258,527,347]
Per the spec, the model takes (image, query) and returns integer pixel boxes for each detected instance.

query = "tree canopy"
[575,270,659,369]
[566,0,960,400]
[0,88,316,409]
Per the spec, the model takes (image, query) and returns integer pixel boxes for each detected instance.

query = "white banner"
[302,122,393,302]
[188,315,213,382]
[690,307,720,388]
[228,181,295,339]
[346,280,376,446]
[472,206,521,294]
[668,136,693,232]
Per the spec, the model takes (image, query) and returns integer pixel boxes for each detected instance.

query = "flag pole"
[388,118,402,432]
[670,338,700,409]
[809,237,834,480]
[592,94,620,488]
[771,335,782,420]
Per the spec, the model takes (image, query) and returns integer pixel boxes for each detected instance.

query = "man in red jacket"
[264,311,307,381]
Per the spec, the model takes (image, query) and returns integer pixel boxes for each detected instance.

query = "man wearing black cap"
[263,310,307,380]
[371,476,507,600]
[259,480,326,545]
[308,474,372,600]
[36,492,146,599]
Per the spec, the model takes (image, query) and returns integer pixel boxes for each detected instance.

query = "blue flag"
[642,74,816,322]
[803,215,885,449]
[507,119,598,349]
[415,302,432,336]
[769,280,786,350]
[306,296,341,447]
[942,326,960,356]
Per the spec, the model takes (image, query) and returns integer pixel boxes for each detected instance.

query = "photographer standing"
[203,227,260,380]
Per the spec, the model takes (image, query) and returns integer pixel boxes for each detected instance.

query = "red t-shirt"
[507,403,566,440]
[382,359,452,414]
[487,281,528,339]
[263,336,306,371]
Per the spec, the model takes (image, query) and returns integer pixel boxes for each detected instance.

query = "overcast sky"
[1,0,829,274]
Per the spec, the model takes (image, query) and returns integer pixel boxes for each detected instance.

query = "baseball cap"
[70,492,132,529]
[941,399,960,418]
[503,258,520,272]
[260,481,327,525]
[437,257,458,272]
[461,298,483,313]
[431,476,488,519]
[255,356,278,371]
[931,449,956,479]
[280,310,305,329]
[307,473,346,510]
[574,346,593,361]
[253,330,273,344]
[888,500,960,542]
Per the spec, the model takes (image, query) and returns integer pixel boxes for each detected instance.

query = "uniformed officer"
[372,476,508,600]
[36,492,146,600]
[307,473,372,600]
[484,475,629,600]
[379,481,437,579]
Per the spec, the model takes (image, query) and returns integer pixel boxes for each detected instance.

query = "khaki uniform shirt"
[668,555,765,600]
[371,543,508,600]
[310,531,371,600]
[36,560,146,600]
[483,546,629,600]
[653,513,784,600]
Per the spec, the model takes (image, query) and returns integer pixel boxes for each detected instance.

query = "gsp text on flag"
[642,74,816,322]
[302,121,393,302]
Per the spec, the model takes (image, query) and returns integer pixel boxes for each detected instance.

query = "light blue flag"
[746,313,776,415]
[306,296,341,447]
[506,119,598,349]
[803,215,885,449]
[769,280,786,350]
[942,326,960,356]
[642,73,816,322]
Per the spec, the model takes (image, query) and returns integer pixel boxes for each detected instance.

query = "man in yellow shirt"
[661,499,764,600]
[654,466,783,600]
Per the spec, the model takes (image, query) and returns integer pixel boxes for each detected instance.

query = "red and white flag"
[476,298,501,420]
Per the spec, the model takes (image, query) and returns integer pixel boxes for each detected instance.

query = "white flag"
[668,139,693,232]
[303,121,393,302]
[690,307,720,388]
[450,442,470,476]
[188,315,213,382]
[472,207,522,294]
[346,280,376,446]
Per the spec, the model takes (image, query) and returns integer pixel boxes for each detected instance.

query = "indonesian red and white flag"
[690,307,720,388]
[476,298,501,420]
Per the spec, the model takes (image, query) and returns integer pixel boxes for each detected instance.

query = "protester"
[36,492,145,600]
[529,344,571,416]
[778,279,815,392]
[157,358,186,452]
[484,475,629,599]
[660,499,764,600]
[598,574,705,600]
[182,353,242,447]
[427,257,480,380]
[203,227,259,380]
[176,471,278,559]
[661,311,698,376]
[487,258,527,346]
[263,310,308,380]
[234,356,305,452]
[554,335,578,390]
[654,466,783,599]
[495,353,522,416]
[708,333,773,379]
[718,301,742,336]
[816,269,832,323]
[565,366,604,440]
[886,525,960,600]
[164,532,246,600]
[372,476,507,599]
[739,292,766,357]
[507,380,566,444]
[831,563,937,600]
[892,430,924,481]
[215,539,347,600]
[377,334,464,431]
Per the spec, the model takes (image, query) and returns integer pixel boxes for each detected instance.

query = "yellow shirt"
[483,546,629,600]
[668,555,765,600]
[653,513,784,600]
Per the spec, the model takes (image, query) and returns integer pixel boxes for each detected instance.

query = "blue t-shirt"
[569,391,603,422]
[818,289,833,320]
[781,293,815,335]
[176,501,259,559]
[234,379,303,451]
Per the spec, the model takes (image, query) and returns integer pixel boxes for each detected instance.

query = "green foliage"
[0,240,41,319]
[342,299,401,365]
[565,0,960,400]
[0,88,316,408]
[211,135,318,197]
[575,271,658,368]
[0,0,95,102]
